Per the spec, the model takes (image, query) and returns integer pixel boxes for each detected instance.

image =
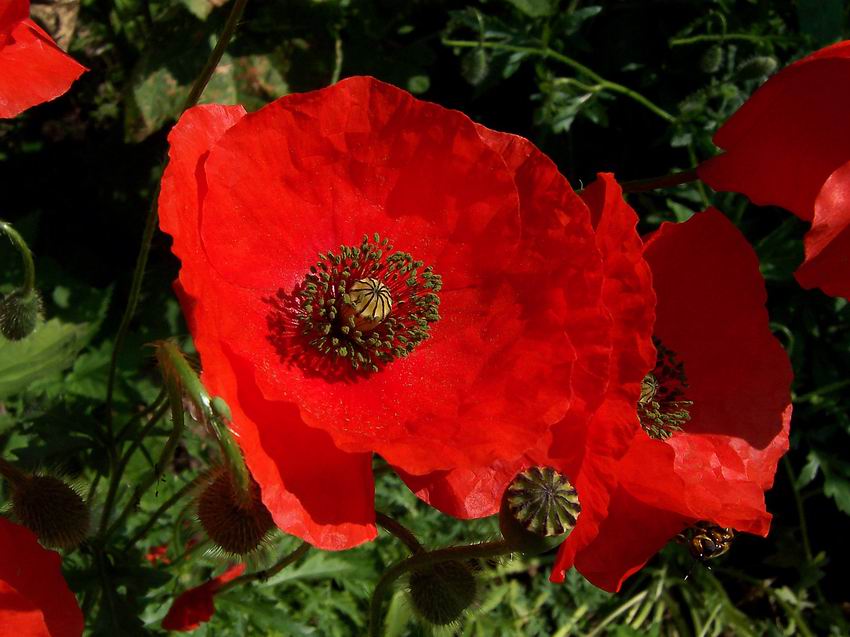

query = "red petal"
[795,160,850,299]
[635,209,792,534]
[0,517,83,637]
[698,42,850,221]
[162,564,246,632]
[0,0,28,34]
[0,20,85,118]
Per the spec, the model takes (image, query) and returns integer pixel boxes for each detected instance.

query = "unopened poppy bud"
[499,466,581,556]
[461,47,489,86]
[0,288,43,341]
[736,56,778,81]
[9,474,90,549]
[700,45,724,74]
[197,469,275,556]
[408,560,477,626]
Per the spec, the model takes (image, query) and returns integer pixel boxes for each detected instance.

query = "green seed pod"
[700,44,724,74]
[736,56,778,81]
[499,466,581,556]
[408,561,477,626]
[197,469,275,556]
[11,474,90,549]
[0,288,43,341]
[461,47,489,86]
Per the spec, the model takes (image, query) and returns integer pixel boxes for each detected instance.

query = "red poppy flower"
[145,544,171,566]
[0,516,84,637]
[159,77,615,549]
[698,41,850,299]
[162,563,245,632]
[559,205,793,592]
[0,0,85,118]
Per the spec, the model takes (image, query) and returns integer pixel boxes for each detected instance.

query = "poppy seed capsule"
[340,277,393,332]
[0,288,43,341]
[499,466,581,556]
[197,470,275,556]
[11,474,90,549]
[408,561,477,626]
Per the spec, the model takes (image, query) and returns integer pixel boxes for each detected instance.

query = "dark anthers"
[294,233,442,373]
[638,337,694,440]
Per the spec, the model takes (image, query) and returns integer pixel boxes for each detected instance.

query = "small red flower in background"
[145,544,172,566]
[162,563,245,632]
[0,0,85,118]
[698,41,850,300]
[558,200,793,592]
[159,77,620,549]
[0,516,84,637]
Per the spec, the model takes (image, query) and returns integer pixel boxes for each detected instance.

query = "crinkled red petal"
[795,160,850,299]
[0,517,83,637]
[161,105,376,550]
[0,19,85,118]
[162,564,246,632]
[631,209,792,534]
[698,42,850,221]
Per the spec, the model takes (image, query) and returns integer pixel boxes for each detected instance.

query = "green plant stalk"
[375,512,424,553]
[670,33,791,47]
[123,473,205,550]
[0,220,36,294]
[586,591,648,637]
[104,0,250,433]
[441,39,676,123]
[368,540,513,637]
[218,541,311,594]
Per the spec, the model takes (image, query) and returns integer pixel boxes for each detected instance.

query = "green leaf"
[0,318,92,399]
[180,0,230,21]
[383,590,413,637]
[503,0,555,18]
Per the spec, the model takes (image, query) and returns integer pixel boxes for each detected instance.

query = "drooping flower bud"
[197,468,275,556]
[8,473,90,549]
[0,288,43,341]
[736,56,778,81]
[408,560,477,626]
[699,45,724,74]
[499,466,581,556]
[461,47,489,86]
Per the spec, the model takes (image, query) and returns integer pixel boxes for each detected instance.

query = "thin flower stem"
[619,168,700,194]
[375,512,424,553]
[368,540,512,637]
[218,542,311,593]
[0,220,36,293]
[669,33,791,47]
[115,389,168,444]
[441,39,676,123]
[123,474,205,550]
[782,457,814,563]
[794,378,850,404]
[104,0,250,433]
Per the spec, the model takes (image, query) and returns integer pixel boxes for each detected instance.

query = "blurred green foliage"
[2,0,850,635]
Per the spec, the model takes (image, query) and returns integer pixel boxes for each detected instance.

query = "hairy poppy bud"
[197,469,275,556]
[736,56,778,81]
[9,473,90,549]
[408,560,477,626]
[0,288,43,341]
[461,48,489,86]
[499,466,581,556]
[700,45,724,74]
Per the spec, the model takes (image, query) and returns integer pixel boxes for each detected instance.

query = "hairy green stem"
[442,39,676,123]
[669,33,791,47]
[619,168,700,193]
[375,512,423,553]
[0,220,36,293]
[218,542,311,593]
[368,540,512,636]
[104,0,250,432]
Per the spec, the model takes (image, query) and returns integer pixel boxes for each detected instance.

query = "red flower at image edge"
[158,76,639,550]
[162,563,245,632]
[562,205,793,591]
[0,516,84,637]
[698,40,850,300]
[0,0,85,118]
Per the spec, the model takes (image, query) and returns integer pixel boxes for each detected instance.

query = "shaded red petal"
[162,564,246,632]
[698,41,850,221]
[0,0,28,34]
[795,160,850,298]
[161,105,376,550]
[0,517,83,637]
[573,487,689,592]
[630,209,792,534]
[0,19,86,118]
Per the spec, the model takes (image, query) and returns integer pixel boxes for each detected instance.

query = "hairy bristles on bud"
[197,469,275,556]
[0,288,43,341]
[408,561,477,627]
[10,474,90,549]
